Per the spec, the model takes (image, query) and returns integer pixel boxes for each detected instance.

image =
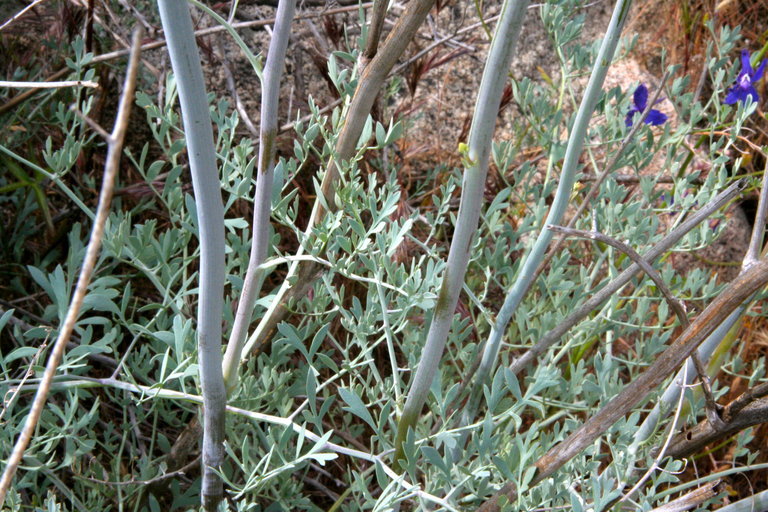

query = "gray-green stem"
[241,0,437,359]
[222,0,297,393]
[157,1,226,508]
[465,0,634,432]
[393,0,530,468]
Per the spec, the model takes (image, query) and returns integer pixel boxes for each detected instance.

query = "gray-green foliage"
[0,1,765,511]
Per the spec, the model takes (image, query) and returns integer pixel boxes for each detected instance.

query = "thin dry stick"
[647,479,720,512]
[508,179,747,375]
[0,80,99,88]
[547,225,726,419]
[362,0,389,61]
[547,225,688,326]
[0,0,47,32]
[724,381,768,421]
[478,257,768,512]
[0,28,142,505]
[664,396,768,459]
[0,2,375,116]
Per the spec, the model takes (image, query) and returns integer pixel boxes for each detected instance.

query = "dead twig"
[0,3,375,116]
[648,479,720,512]
[479,256,768,512]
[508,179,747,375]
[663,396,768,459]
[548,225,724,426]
[0,27,142,504]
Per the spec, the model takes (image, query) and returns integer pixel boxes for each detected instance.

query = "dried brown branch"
[363,0,389,62]
[478,256,768,512]
[241,0,438,360]
[548,225,723,423]
[648,479,720,512]
[547,225,689,327]
[0,27,142,504]
[663,396,768,459]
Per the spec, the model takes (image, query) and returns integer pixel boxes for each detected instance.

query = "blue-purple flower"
[723,49,767,105]
[625,83,667,127]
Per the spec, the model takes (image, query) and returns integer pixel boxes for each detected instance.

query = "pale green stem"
[713,490,768,512]
[393,0,530,468]
[156,1,226,509]
[221,0,297,393]
[463,0,633,429]
[241,0,437,360]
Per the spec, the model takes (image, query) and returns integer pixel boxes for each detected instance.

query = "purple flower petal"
[725,85,759,105]
[744,86,759,103]
[723,86,744,105]
[646,109,668,126]
[633,83,648,110]
[754,59,767,82]
[724,50,766,106]
[625,108,639,127]
[740,49,753,73]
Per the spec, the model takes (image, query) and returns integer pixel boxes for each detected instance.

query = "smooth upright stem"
[745,159,768,267]
[392,0,530,468]
[465,0,634,428]
[157,1,226,509]
[532,71,670,287]
[221,0,297,393]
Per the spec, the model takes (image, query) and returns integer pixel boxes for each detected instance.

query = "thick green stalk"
[392,0,529,468]
[464,0,633,427]
[157,1,226,508]
[221,0,296,393]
